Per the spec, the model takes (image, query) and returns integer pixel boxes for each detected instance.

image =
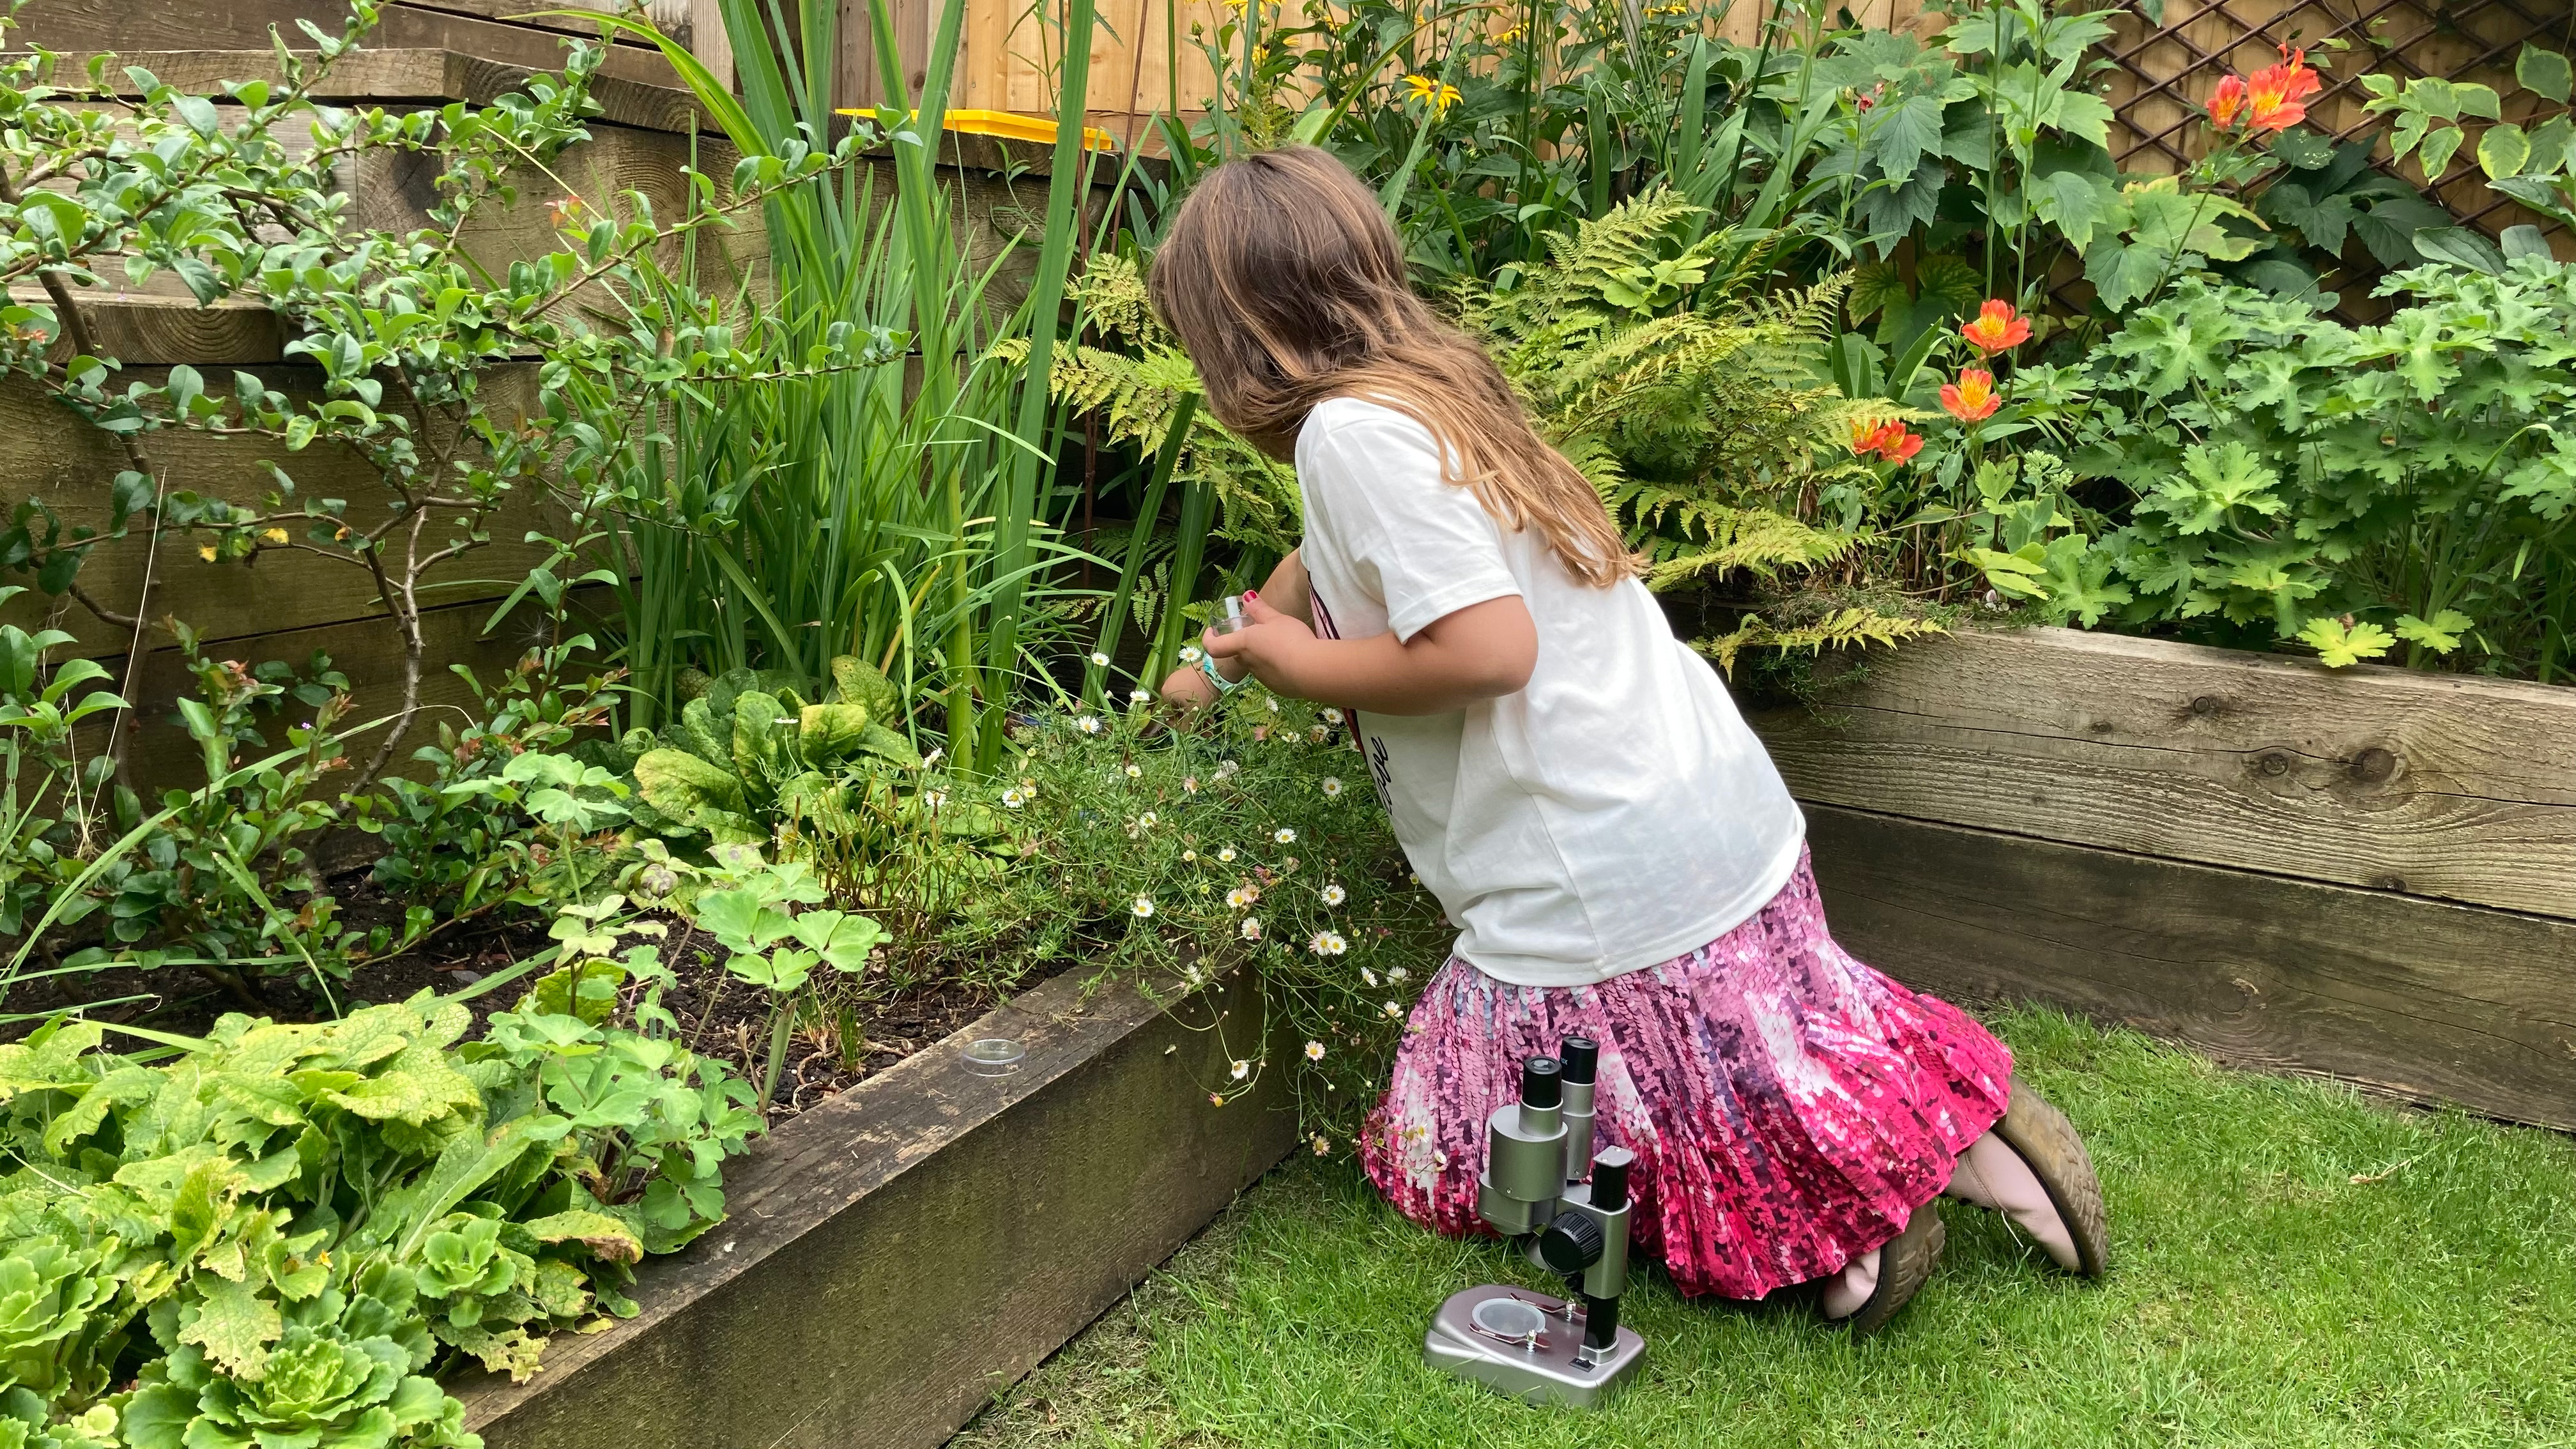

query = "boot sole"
[1991,1082,2110,1278]
[1843,1200,1944,1338]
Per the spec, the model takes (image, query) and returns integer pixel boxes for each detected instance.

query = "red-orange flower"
[1961,299,2032,355]
[2206,73,2247,129]
[1940,367,2000,423]
[1848,417,1922,464]
[2244,46,2321,132]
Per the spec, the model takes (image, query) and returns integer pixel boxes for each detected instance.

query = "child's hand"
[1202,591,1316,694]
[1161,663,1220,712]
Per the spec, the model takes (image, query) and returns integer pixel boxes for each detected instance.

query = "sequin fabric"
[1361,850,2013,1300]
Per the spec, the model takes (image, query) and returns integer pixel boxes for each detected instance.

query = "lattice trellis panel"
[2099,0,2575,256]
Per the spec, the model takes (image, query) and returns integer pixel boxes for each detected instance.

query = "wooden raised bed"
[454,965,1293,1449]
[1749,625,2576,1131]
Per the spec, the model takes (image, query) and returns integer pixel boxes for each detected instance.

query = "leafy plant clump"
[1973,261,2576,678]
[0,990,758,1447]
[981,691,1449,1133]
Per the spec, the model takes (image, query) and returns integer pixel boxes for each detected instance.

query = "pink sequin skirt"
[1361,850,2012,1301]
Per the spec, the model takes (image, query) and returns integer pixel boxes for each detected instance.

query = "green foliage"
[612,658,920,850]
[0,2,870,786]
[0,990,756,1445]
[1959,264,2576,676]
[2364,43,2576,270]
[970,694,1449,1126]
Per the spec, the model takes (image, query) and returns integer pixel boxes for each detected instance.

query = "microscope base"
[1423,1284,1645,1409]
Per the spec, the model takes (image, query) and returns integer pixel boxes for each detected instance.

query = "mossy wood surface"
[454,966,1296,1449]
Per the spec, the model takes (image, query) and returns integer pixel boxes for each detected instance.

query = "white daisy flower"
[1311,1133,1331,1156]
[1124,763,1142,778]
[1321,884,1346,907]
[1311,931,1348,956]
[1361,967,1378,987]
[1240,917,1262,941]
[1273,827,1297,845]
[1074,715,1101,734]
[1138,811,1158,828]
[1090,650,1110,666]
[1002,787,1027,808]
[1215,760,1241,779]
[1308,724,1330,743]
[1383,1000,1403,1018]
[1218,846,1238,862]
[922,747,945,767]
[1184,964,1204,986]
[1225,886,1253,910]
[1130,689,1153,705]
[922,790,947,811]
[1183,849,1197,862]
[1183,776,1200,793]
[1321,777,1343,797]
[1180,645,1204,664]
[1230,1059,1250,1080]
[1322,708,1344,724]
[1388,966,1409,982]
[1305,1040,1326,1061]
[1131,896,1155,917]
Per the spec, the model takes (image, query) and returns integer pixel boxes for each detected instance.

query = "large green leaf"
[632,749,747,825]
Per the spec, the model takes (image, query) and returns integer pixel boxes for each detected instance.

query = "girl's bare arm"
[1160,551,1315,708]
[1202,592,1535,716]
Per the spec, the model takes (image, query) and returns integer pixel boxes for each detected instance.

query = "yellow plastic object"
[832,107,1120,153]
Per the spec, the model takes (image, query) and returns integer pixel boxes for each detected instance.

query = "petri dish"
[960,1038,1026,1077]
[1469,1297,1547,1344]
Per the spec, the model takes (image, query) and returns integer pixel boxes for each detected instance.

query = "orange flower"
[2244,46,2321,132]
[2207,73,2247,129]
[1848,417,1922,464]
[1961,299,2032,355]
[1940,367,2000,423]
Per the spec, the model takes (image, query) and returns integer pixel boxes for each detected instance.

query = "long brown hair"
[1148,146,1634,587]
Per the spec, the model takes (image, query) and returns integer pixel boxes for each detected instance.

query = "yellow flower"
[259,528,288,545]
[1402,74,1462,114]
[197,544,217,562]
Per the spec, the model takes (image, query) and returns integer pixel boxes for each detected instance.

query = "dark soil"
[4,872,1026,1123]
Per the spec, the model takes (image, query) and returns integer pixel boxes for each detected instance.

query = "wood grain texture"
[456,965,1296,1449]
[109,591,550,788]
[85,49,717,133]
[10,1,680,88]
[1749,626,2576,921]
[0,367,562,657]
[1804,804,2576,1131]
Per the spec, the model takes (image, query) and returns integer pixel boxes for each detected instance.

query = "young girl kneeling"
[1156,148,2106,1332]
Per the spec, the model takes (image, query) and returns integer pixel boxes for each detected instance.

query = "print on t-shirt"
[1308,590,1396,815]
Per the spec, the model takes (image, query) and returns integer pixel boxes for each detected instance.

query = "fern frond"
[1691,608,1949,676]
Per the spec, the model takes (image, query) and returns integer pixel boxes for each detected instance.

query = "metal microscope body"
[1423,1040,1648,1409]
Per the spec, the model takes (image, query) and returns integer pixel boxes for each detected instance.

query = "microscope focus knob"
[1537,1208,1607,1275]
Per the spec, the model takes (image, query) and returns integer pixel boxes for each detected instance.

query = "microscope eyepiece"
[1519,1056,1563,1108]
[1559,1037,1597,1085]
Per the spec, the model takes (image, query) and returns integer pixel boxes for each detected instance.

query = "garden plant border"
[1751,625,2576,1131]
[452,965,1294,1449]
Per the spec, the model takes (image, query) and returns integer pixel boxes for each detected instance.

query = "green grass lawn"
[957,1011,2576,1449]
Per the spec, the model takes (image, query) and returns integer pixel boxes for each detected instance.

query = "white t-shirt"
[1294,397,1805,988]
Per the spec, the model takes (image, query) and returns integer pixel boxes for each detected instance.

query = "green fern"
[1005,256,1305,555]
[1692,608,1950,677]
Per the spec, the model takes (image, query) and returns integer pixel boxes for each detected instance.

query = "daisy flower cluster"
[982,689,1450,1138]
